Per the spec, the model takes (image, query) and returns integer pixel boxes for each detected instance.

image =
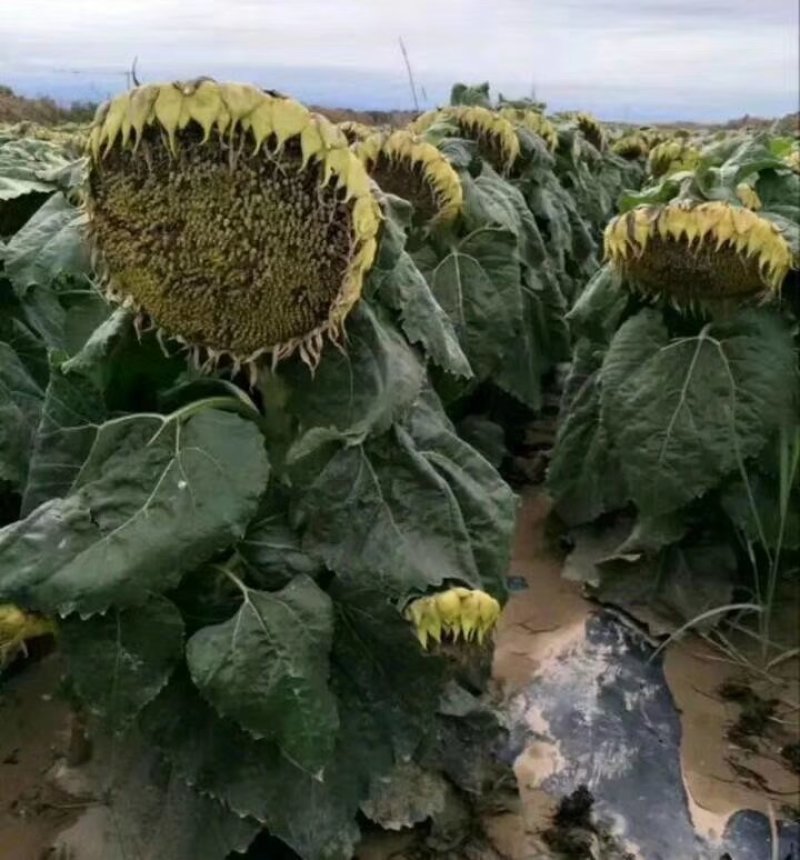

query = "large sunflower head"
[497,107,558,152]
[85,79,382,373]
[604,201,794,309]
[410,106,520,173]
[353,130,463,224]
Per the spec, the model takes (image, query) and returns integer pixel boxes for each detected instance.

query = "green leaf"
[495,269,569,410]
[547,372,627,526]
[404,397,515,600]
[427,227,523,382]
[0,341,45,490]
[281,303,424,440]
[21,364,106,515]
[461,170,547,268]
[721,473,800,551]
[187,575,338,774]
[2,193,89,293]
[51,737,259,860]
[0,407,269,614]
[375,251,472,379]
[141,672,363,860]
[600,310,798,516]
[293,428,480,598]
[567,265,629,345]
[60,595,184,729]
[239,491,323,589]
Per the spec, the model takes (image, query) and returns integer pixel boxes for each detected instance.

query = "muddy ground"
[2,490,798,860]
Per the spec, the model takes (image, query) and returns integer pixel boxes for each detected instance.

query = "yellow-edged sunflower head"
[497,107,558,152]
[604,201,794,309]
[354,130,463,224]
[410,106,520,173]
[648,139,700,178]
[575,112,605,151]
[0,604,56,668]
[612,133,650,160]
[404,587,501,649]
[86,79,382,374]
[337,120,374,144]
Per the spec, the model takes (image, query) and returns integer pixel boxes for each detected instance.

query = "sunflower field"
[0,79,798,859]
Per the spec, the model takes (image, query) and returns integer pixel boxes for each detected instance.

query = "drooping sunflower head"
[410,106,520,173]
[785,149,800,174]
[604,201,794,308]
[575,112,605,151]
[497,107,558,152]
[85,79,382,373]
[353,130,463,224]
[612,132,651,160]
[337,120,374,144]
[0,604,56,668]
[648,139,700,178]
[404,587,501,650]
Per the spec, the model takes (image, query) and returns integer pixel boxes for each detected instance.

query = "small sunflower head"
[85,79,382,374]
[612,133,650,160]
[403,587,501,649]
[354,130,463,224]
[784,149,800,174]
[575,112,605,151]
[337,120,374,144]
[604,201,794,309]
[0,604,56,668]
[497,107,558,152]
[648,139,700,178]
[410,106,520,173]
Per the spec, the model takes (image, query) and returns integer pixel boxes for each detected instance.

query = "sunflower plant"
[0,80,518,860]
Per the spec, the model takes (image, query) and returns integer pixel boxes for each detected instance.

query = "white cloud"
[1,0,797,118]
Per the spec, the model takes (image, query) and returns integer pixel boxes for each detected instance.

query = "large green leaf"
[281,303,424,440]
[238,490,323,590]
[60,595,184,729]
[21,363,106,515]
[141,672,363,860]
[461,169,547,268]
[2,192,89,293]
[600,310,799,516]
[494,269,569,410]
[292,426,480,598]
[374,251,472,379]
[403,396,515,600]
[547,372,627,526]
[0,407,269,614]
[187,575,338,775]
[50,737,259,860]
[427,227,523,382]
[0,341,44,489]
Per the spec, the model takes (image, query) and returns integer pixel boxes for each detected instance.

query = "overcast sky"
[1,0,798,120]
